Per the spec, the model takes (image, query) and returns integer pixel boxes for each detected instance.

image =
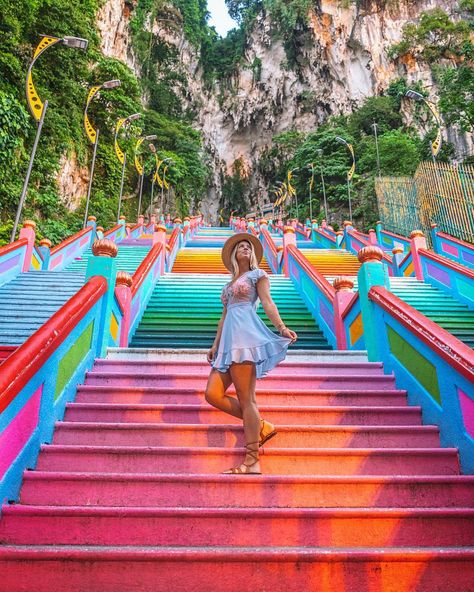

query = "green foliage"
[0,0,211,245]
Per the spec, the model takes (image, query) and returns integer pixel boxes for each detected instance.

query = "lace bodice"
[221,268,268,308]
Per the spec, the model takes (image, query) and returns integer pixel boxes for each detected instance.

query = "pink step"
[19,472,474,508]
[35,445,460,475]
[2,505,473,547]
[76,385,408,406]
[64,403,422,426]
[1,546,473,592]
[85,371,396,390]
[94,359,385,376]
[53,422,441,448]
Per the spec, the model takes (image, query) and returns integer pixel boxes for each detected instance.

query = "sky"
[207,0,238,36]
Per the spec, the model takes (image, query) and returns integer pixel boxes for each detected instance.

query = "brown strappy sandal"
[222,442,261,475]
[259,418,277,447]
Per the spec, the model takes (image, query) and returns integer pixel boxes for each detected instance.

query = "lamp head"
[405,90,424,101]
[149,143,156,153]
[62,36,88,50]
[335,136,347,146]
[127,113,141,122]
[102,79,121,89]
[317,149,323,157]
[145,134,157,141]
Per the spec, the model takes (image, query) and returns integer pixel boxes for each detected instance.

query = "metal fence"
[375,162,474,244]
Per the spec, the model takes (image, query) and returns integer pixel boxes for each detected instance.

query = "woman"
[205,233,298,475]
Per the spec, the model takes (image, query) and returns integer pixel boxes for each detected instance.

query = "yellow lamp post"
[83,79,121,227]
[335,136,355,222]
[114,113,141,220]
[154,157,172,218]
[405,90,443,162]
[134,134,157,219]
[11,35,88,242]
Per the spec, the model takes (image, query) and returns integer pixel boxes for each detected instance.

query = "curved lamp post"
[134,134,157,219]
[405,89,442,162]
[287,169,299,220]
[335,136,355,222]
[156,157,172,217]
[83,79,121,227]
[317,149,328,222]
[372,122,381,176]
[11,35,88,242]
[114,112,141,220]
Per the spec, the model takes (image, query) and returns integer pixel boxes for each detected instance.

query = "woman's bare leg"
[205,369,243,419]
[229,362,260,471]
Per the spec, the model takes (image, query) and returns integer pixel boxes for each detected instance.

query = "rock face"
[57,152,90,211]
[96,0,138,73]
[88,0,463,222]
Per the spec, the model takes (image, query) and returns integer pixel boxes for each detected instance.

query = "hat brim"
[221,233,263,272]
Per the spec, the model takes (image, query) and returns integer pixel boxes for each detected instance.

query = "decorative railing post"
[375,221,383,245]
[311,220,319,243]
[410,230,427,280]
[430,223,441,254]
[357,246,388,362]
[368,229,378,245]
[85,239,118,357]
[283,226,296,277]
[118,215,126,239]
[38,238,51,270]
[96,226,104,240]
[153,223,167,275]
[87,215,97,246]
[115,271,133,347]
[391,246,404,276]
[18,220,36,272]
[343,221,353,251]
[333,277,355,349]
[336,231,344,249]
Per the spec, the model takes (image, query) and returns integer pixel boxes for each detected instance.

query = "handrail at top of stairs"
[131,242,164,297]
[50,227,92,256]
[287,244,335,301]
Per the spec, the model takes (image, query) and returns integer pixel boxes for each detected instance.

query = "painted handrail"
[167,227,180,271]
[0,239,28,287]
[103,224,122,238]
[287,245,337,346]
[311,228,337,249]
[369,285,474,473]
[129,223,142,239]
[419,248,474,309]
[260,227,278,274]
[432,229,474,269]
[128,243,165,339]
[48,226,93,271]
[0,275,108,503]
[378,228,411,251]
[347,230,394,269]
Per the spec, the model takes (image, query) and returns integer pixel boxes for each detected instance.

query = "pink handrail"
[287,244,335,301]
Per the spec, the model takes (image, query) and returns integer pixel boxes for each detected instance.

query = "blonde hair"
[230,240,259,280]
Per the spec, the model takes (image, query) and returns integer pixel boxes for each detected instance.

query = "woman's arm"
[257,277,297,342]
[207,307,227,363]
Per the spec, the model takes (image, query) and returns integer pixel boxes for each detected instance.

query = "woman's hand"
[281,327,297,343]
[207,345,217,364]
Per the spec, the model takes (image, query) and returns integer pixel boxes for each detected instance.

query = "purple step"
[75,385,408,407]
[84,371,396,390]
[35,445,460,475]
[64,403,422,426]
[93,359,386,377]
[53,422,441,448]
[2,505,473,547]
[19,472,474,508]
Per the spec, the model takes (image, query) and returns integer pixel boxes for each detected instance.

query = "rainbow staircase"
[131,230,330,350]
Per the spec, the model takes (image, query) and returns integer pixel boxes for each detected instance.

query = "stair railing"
[310,227,337,249]
[369,285,474,473]
[419,248,474,310]
[259,226,279,274]
[0,238,29,288]
[430,224,474,270]
[286,244,337,348]
[166,227,181,271]
[0,275,108,505]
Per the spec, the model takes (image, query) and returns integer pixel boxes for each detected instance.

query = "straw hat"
[221,233,263,272]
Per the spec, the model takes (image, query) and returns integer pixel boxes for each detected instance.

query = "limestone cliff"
[91,0,464,222]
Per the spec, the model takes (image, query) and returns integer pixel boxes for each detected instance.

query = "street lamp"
[134,134,157,219]
[405,89,442,162]
[317,149,328,221]
[83,79,121,227]
[156,157,172,217]
[287,168,299,220]
[372,122,381,176]
[11,35,88,242]
[335,136,355,222]
[114,112,141,220]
